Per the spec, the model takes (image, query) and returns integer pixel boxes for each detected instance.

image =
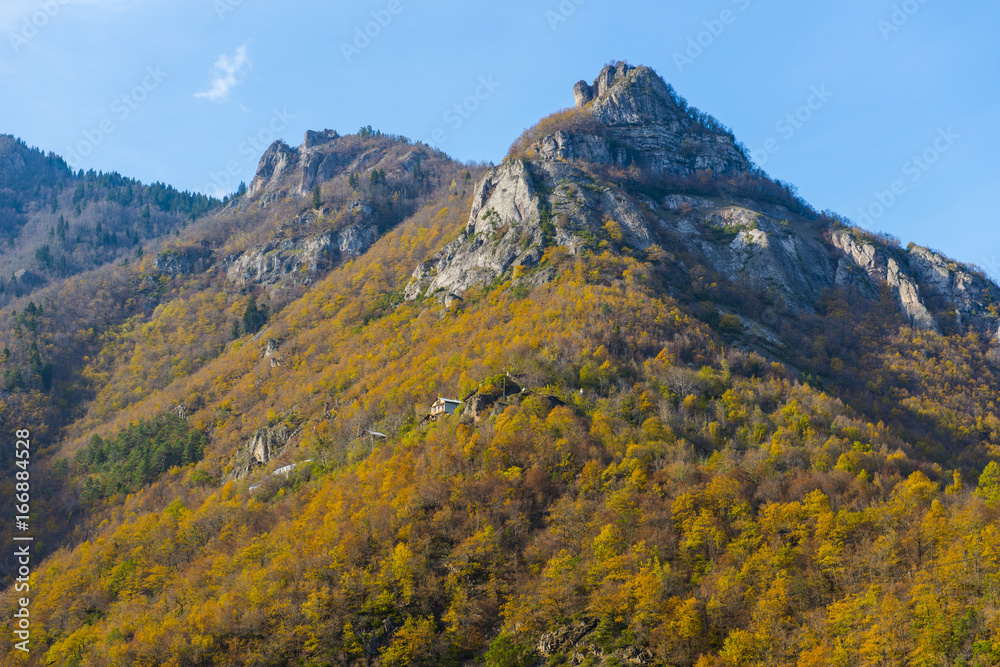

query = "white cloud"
[195,43,251,103]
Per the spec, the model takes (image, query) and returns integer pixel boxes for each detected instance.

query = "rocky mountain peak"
[572,62,634,106]
[403,63,1000,344]
[245,127,430,205]
[247,130,344,200]
[556,63,752,177]
[247,140,298,198]
[228,128,462,295]
[302,128,340,149]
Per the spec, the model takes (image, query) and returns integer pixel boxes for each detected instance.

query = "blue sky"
[2,0,998,276]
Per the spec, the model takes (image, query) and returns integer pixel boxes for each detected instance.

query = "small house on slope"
[430,397,462,418]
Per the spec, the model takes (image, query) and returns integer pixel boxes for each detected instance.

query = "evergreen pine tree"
[243,295,266,334]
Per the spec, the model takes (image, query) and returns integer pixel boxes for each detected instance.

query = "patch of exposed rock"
[298,130,343,195]
[696,207,835,312]
[261,337,282,358]
[404,63,754,301]
[225,225,377,288]
[404,159,548,299]
[245,128,432,204]
[831,231,938,331]
[247,129,345,200]
[404,157,652,300]
[907,245,1000,335]
[11,269,45,290]
[665,207,1000,338]
[403,63,1000,343]
[226,425,290,481]
[538,130,621,167]
[536,618,653,666]
[566,63,752,177]
[663,194,713,210]
[248,140,299,199]
[461,376,522,424]
[153,245,212,276]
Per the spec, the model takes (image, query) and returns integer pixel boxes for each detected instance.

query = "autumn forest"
[3,64,1000,667]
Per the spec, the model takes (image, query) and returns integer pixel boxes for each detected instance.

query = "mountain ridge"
[3,62,1000,666]
[391,63,999,342]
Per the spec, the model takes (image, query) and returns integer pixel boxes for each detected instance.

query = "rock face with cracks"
[568,63,752,177]
[404,63,1000,341]
[248,130,345,199]
[226,425,290,481]
[225,224,377,288]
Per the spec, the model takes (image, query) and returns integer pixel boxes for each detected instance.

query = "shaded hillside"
[3,64,1000,667]
[0,134,220,304]
[0,126,482,567]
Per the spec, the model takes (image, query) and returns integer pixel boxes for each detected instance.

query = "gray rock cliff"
[831,231,937,331]
[226,425,290,481]
[566,63,752,177]
[247,130,346,199]
[225,224,377,288]
[403,63,1000,342]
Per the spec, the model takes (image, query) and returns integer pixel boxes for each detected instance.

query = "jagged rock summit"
[223,126,459,293]
[404,63,759,302]
[247,129,344,200]
[245,128,429,203]
[564,62,752,177]
[405,63,1000,343]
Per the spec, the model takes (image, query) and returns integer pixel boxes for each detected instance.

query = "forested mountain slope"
[3,63,1000,666]
[0,135,220,299]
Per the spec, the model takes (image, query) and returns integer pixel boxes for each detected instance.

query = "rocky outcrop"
[405,64,756,301]
[11,269,45,289]
[907,245,1000,336]
[248,140,299,199]
[831,231,938,331]
[225,225,377,288]
[404,151,660,300]
[298,151,341,195]
[402,63,1000,342]
[244,130,434,205]
[537,619,599,659]
[347,199,375,218]
[663,194,713,210]
[569,63,752,177]
[261,337,282,359]
[462,376,523,423]
[538,130,620,166]
[303,129,339,149]
[233,129,446,293]
[227,425,290,481]
[247,130,345,199]
[298,130,343,195]
[573,80,595,107]
[154,245,212,276]
[536,618,653,666]
[667,208,999,337]
[696,207,835,311]
[404,159,549,299]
